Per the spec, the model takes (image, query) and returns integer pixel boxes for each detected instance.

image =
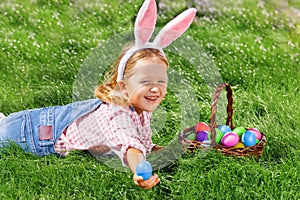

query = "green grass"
[1,0,300,199]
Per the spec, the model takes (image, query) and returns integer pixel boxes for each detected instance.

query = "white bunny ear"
[134,0,157,46]
[153,8,197,48]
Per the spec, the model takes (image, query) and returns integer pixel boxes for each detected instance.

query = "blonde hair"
[95,46,169,107]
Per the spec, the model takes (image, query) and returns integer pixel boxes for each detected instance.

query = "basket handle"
[209,83,234,147]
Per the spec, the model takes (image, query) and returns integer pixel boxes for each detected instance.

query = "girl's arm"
[126,148,160,189]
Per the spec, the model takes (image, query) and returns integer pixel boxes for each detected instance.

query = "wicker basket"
[179,83,267,157]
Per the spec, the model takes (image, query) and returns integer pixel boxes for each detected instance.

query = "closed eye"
[140,80,150,84]
[140,79,167,85]
[158,79,168,85]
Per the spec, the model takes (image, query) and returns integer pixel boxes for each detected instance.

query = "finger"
[134,180,142,187]
[150,174,160,186]
[141,175,160,189]
[133,175,144,182]
[153,174,160,185]
[133,175,144,187]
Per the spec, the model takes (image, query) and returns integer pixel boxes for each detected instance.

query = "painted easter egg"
[217,125,231,134]
[215,128,224,144]
[196,130,209,142]
[221,132,239,147]
[234,142,245,149]
[241,131,257,147]
[201,139,211,148]
[136,161,152,180]
[232,127,246,137]
[247,128,262,140]
[187,133,196,140]
[195,122,210,133]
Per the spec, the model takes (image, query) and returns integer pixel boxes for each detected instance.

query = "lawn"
[0,0,299,199]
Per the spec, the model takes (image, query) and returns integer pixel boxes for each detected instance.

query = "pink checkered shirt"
[54,103,156,166]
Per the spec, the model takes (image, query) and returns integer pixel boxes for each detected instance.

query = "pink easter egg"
[248,128,262,140]
[221,132,239,147]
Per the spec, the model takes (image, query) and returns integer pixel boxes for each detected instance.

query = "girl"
[0,0,196,189]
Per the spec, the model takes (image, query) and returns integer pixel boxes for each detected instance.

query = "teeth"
[147,96,157,100]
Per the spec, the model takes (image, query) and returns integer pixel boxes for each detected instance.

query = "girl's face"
[120,58,168,114]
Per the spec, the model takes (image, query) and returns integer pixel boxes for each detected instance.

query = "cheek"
[126,83,140,96]
[161,87,167,97]
[128,87,145,100]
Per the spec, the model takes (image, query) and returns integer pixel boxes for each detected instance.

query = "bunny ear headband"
[116,0,197,82]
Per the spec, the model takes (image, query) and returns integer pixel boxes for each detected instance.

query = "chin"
[147,105,159,112]
[138,106,157,113]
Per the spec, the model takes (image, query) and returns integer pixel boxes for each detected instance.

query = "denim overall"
[0,99,102,156]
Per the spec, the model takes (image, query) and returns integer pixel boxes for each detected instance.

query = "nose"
[150,87,159,93]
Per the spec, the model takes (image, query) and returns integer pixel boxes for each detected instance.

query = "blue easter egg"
[241,130,257,147]
[136,161,152,180]
[217,125,232,134]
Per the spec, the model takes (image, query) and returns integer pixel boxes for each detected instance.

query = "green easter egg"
[187,133,196,140]
[232,127,246,137]
[256,139,259,144]
[215,128,224,144]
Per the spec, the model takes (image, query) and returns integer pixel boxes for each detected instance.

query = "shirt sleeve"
[104,107,150,166]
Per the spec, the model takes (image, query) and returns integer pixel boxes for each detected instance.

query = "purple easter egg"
[241,130,257,147]
[221,132,239,147]
[196,130,209,142]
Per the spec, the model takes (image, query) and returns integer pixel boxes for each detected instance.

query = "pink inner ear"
[159,17,191,47]
[136,0,157,44]
[137,17,156,44]
[168,13,195,33]
[157,8,196,47]
[159,31,180,47]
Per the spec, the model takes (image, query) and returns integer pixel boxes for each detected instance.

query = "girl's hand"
[133,173,160,189]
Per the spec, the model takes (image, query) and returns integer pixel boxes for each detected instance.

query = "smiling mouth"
[145,96,158,101]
